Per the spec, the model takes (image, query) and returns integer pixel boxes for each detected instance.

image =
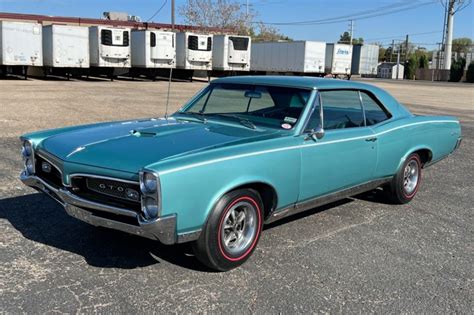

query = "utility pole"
[396,43,401,80]
[444,0,455,69]
[171,0,175,30]
[390,39,395,62]
[349,19,354,45]
[404,34,409,61]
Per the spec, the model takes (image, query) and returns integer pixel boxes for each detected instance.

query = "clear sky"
[0,0,472,48]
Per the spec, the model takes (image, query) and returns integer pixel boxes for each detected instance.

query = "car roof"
[211,75,377,90]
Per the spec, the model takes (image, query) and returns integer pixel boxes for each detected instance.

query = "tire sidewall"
[201,189,263,271]
[394,153,422,203]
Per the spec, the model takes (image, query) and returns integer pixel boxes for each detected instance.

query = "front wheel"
[387,153,422,204]
[192,189,263,271]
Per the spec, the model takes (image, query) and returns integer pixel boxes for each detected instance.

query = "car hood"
[41,118,282,173]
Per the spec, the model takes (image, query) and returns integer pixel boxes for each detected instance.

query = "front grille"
[35,154,62,189]
[70,176,141,212]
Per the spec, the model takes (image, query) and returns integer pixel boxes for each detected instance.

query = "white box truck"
[89,26,131,68]
[43,25,89,68]
[131,30,175,68]
[325,43,352,77]
[175,32,213,70]
[212,35,251,71]
[0,21,42,78]
[251,41,326,74]
[351,44,379,76]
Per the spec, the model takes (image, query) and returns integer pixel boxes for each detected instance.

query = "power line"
[254,0,438,26]
[147,0,168,22]
[364,31,443,42]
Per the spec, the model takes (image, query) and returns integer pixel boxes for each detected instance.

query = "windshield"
[179,83,311,130]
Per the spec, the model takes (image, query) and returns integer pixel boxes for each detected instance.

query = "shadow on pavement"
[0,193,210,272]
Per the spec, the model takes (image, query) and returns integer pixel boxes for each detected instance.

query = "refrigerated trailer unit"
[352,44,379,76]
[89,26,131,79]
[325,43,352,77]
[212,35,251,72]
[250,41,326,74]
[42,25,89,78]
[0,21,42,78]
[176,32,213,72]
[131,30,175,68]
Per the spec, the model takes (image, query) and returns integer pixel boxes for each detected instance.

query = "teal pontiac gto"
[20,76,461,271]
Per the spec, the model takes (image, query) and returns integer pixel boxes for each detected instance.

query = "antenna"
[164,68,173,120]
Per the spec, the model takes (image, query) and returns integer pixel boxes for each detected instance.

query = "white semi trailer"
[0,21,42,78]
[250,41,326,74]
[42,25,89,78]
[351,44,379,77]
[325,43,353,78]
[131,30,175,68]
[175,32,213,78]
[212,35,251,72]
[89,26,131,79]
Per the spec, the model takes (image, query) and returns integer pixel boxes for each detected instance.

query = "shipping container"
[175,32,213,70]
[131,30,175,68]
[212,35,251,71]
[325,43,352,75]
[43,25,89,68]
[89,26,131,68]
[251,41,326,73]
[0,21,42,66]
[351,44,379,76]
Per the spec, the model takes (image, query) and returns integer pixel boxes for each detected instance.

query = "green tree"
[466,62,474,83]
[452,38,473,54]
[338,31,363,45]
[406,55,418,80]
[450,58,466,82]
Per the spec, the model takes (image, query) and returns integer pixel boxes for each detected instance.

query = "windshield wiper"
[211,114,257,130]
[176,112,207,123]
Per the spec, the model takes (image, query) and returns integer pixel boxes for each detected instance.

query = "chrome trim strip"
[265,177,392,224]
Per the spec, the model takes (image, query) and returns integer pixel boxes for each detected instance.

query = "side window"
[360,92,391,126]
[321,90,365,130]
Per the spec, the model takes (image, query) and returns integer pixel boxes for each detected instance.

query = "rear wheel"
[192,189,263,271]
[387,153,422,204]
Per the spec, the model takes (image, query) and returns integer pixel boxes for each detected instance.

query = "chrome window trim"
[358,90,367,127]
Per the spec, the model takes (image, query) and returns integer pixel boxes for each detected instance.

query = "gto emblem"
[41,161,52,173]
[98,183,124,192]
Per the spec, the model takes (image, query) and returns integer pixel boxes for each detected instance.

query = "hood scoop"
[130,129,156,137]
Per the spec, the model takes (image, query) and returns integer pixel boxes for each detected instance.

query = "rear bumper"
[20,172,178,245]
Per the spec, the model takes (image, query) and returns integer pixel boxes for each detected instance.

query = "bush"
[449,58,466,82]
[418,54,429,69]
[466,62,474,83]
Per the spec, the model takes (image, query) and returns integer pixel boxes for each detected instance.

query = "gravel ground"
[0,77,473,313]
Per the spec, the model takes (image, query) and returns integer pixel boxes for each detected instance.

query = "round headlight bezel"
[139,170,161,221]
[142,173,158,193]
[142,196,159,220]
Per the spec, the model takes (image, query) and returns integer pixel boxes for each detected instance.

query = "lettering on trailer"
[336,48,350,55]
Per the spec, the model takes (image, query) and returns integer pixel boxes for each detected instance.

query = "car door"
[298,89,378,202]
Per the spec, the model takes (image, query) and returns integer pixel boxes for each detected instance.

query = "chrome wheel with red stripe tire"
[193,189,263,271]
[387,153,422,204]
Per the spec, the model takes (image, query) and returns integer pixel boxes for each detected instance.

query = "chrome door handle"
[365,137,377,142]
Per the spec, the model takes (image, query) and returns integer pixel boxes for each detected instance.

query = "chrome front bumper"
[20,172,178,245]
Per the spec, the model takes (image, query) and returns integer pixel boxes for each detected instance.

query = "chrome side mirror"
[306,127,325,141]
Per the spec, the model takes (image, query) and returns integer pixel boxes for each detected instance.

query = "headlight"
[22,140,33,157]
[141,172,158,193]
[25,158,35,175]
[139,171,161,221]
[142,197,159,220]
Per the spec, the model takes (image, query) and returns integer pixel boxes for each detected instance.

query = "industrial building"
[377,62,405,80]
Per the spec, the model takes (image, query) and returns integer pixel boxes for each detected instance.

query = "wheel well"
[413,149,433,166]
[232,182,278,219]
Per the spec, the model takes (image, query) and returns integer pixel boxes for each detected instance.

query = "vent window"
[229,37,249,51]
